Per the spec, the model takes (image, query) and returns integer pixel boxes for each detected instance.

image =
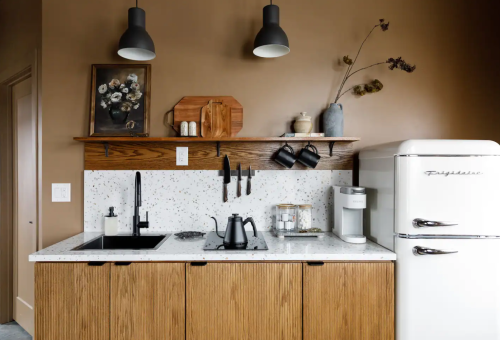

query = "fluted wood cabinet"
[186,263,302,340]
[110,263,185,340]
[35,262,185,340]
[303,262,395,340]
[35,263,110,340]
[35,261,394,340]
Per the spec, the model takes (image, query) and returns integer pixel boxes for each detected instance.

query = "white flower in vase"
[127,74,138,83]
[110,92,122,103]
[127,91,142,101]
[133,103,140,110]
[109,79,120,89]
[121,102,132,112]
[100,100,107,109]
[98,84,107,94]
[130,82,140,91]
[122,87,129,93]
[119,84,125,89]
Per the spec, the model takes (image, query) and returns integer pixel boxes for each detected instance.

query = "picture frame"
[89,64,151,136]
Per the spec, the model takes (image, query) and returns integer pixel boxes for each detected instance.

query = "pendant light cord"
[136,0,138,7]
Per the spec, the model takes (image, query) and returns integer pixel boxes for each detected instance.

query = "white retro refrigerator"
[360,140,500,340]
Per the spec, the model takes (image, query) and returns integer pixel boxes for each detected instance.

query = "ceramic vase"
[108,104,129,124]
[323,103,343,137]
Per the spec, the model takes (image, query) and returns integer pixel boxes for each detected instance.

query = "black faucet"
[133,171,149,236]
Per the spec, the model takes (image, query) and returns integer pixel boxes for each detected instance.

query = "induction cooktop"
[203,231,269,251]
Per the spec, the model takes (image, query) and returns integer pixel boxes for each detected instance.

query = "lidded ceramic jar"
[293,112,312,134]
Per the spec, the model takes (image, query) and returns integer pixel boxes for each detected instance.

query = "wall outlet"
[52,183,71,202]
[176,147,188,166]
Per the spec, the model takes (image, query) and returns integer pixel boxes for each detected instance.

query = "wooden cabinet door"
[35,262,110,340]
[303,262,394,340]
[186,263,301,340]
[110,263,185,340]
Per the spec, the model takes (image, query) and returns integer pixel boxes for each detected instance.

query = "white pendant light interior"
[253,44,290,58]
[118,47,156,61]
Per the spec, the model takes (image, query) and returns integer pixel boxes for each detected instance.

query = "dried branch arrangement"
[334,19,416,103]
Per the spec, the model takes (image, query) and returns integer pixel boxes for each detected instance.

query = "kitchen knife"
[247,165,252,195]
[223,155,231,202]
[237,163,242,197]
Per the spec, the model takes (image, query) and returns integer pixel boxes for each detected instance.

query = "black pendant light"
[253,0,289,58]
[118,0,156,61]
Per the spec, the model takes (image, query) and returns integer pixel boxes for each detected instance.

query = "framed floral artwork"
[89,64,151,136]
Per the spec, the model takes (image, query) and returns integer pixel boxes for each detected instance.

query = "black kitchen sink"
[71,235,169,251]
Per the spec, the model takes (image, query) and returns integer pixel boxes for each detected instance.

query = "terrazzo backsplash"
[84,170,352,233]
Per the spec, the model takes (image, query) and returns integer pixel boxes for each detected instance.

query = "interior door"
[395,156,500,236]
[12,77,37,335]
[396,237,500,340]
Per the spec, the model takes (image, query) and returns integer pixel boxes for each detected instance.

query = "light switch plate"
[176,147,188,166]
[52,183,71,202]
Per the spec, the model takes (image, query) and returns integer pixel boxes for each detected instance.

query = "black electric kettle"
[211,214,257,249]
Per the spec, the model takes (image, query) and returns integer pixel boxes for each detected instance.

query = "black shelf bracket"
[216,142,221,157]
[104,142,109,157]
[329,141,335,157]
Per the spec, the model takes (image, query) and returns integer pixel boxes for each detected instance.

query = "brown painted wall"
[0,0,41,74]
[42,0,500,247]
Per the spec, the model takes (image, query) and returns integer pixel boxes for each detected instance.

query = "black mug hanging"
[297,142,321,168]
[274,143,297,169]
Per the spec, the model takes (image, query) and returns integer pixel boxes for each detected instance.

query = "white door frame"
[0,49,41,324]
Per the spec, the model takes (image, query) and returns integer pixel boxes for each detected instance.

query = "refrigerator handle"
[413,218,458,228]
[413,246,458,256]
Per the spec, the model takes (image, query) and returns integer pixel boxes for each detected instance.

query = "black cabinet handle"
[191,262,208,266]
[114,262,132,266]
[88,262,106,266]
[307,261,325,266]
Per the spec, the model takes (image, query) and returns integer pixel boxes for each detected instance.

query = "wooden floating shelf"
[74,136,360,171]
[74,137,360,143]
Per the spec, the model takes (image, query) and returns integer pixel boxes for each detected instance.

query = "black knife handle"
[237,181,241,197]
[247,179,251,195]
[224,184,228,202]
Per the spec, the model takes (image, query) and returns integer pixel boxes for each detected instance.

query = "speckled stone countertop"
[29,232,395,262]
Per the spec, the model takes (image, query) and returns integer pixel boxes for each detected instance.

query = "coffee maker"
[333,186,366,244]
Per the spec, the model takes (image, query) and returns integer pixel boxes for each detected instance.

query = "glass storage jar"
[276,204,297,231]
[297,204,313,230]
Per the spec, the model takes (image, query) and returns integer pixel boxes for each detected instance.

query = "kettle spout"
[211,217,224,238]
[243,217,258,238]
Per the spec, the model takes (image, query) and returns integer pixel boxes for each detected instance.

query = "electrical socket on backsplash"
[83,170,352,233]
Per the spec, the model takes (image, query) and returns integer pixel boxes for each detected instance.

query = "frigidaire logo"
[424,171,483,176]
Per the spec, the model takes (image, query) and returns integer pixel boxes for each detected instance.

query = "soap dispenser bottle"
[104,207,118,236]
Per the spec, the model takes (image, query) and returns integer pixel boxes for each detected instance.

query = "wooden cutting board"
[201,100,232,137]
[171,96,243,137]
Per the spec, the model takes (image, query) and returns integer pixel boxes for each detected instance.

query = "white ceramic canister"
[180,121,189,136]
[293,112,313,134]
[188,121,197,136]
